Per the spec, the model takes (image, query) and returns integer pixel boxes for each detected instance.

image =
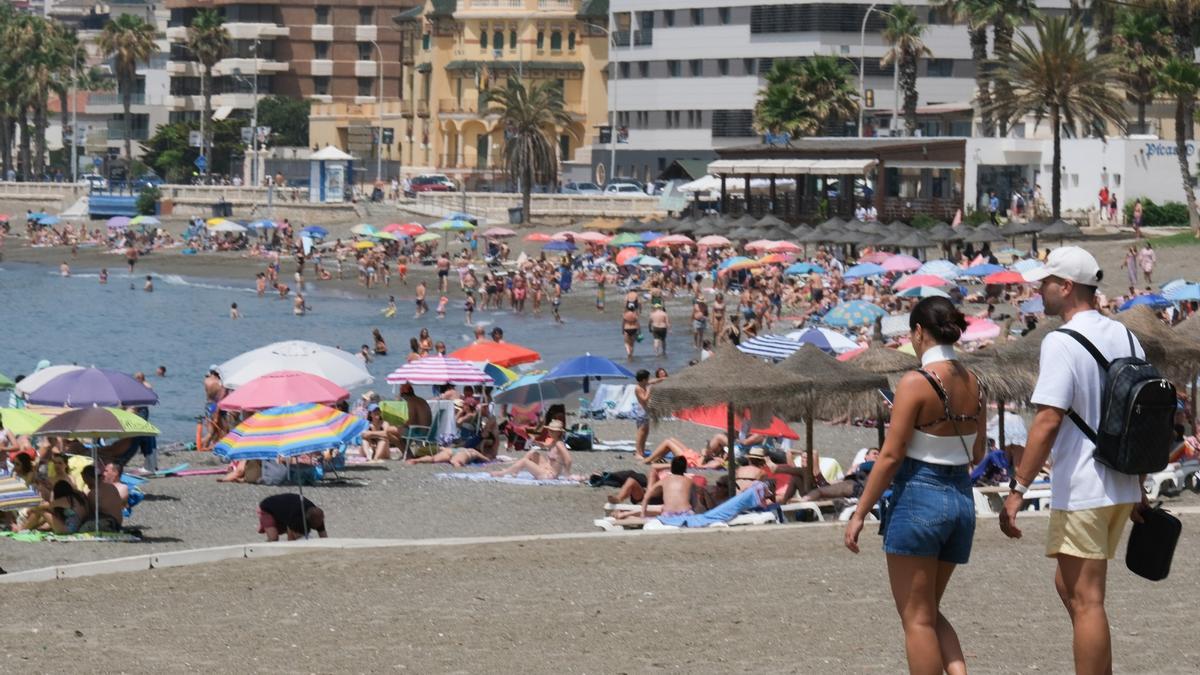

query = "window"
[494,30,503,50]
[314,42,329,59]
[619,62,630,79]
[509,29,517,49]
[536,30,545,50]
[691,9,704,25]
[637,61,649,77]
[689,59,702,76]
[313,76,329,96]
[719,7,731,24]
[743,58,756,75]
[358,7,373,25]
[422,33,430,50]
[480,28,488,49]
[314,5,329,24]
[663,10,674,27]
[718,59,729,75]
[568,30,576,50]
[358,77,373,97]
[550,30,562,51]
[358,42,372,60]
[668,60,680,77]
[926,58,953,77]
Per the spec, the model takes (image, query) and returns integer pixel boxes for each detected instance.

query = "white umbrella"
[14,364,85,397]
[880,313,912,338]
[784,327,861,354]
[208,221,247,233]
[217,340,373,389]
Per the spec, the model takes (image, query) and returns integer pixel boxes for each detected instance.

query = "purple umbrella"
[24,367,158,407]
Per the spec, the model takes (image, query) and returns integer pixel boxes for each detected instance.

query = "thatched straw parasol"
[820,216,847,229]
[964,226,1006,244]
[1039,219,1084,241]
[648,345,812,496]
[1113,305,1200,380]
[754,214,788,229]
[776,345,889,490]
[927,222,961,243]
[844,345,920,446]
[729,213,759,230]
[1174,314,1200,425]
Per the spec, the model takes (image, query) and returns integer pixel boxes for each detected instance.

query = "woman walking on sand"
[1120,246,1139,290]
[1138,241,1156,285]
[845,297,985,675]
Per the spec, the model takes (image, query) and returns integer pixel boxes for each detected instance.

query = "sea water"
[0,262,692,442]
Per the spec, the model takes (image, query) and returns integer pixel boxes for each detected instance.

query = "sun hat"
[1020,246,1102,286]
[546,419,565,433]
[360,390,379,401]
[746,447,767,460]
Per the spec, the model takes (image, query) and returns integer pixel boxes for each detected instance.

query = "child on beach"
[384,296,397,318]
[255,273,266,296]
[464,294,475,325]
[437,295,449,319]
[552,284,563,324]
[99,268,108,284]
[59,261,69,277]
[144,275,153,292]
[230,303,240,320]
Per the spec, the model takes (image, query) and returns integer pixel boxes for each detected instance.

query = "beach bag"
[1056,329,1175,475]
[566,424,593,452]
[1126,503,1181,581]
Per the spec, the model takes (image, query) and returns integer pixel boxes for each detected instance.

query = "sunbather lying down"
[406,415,501,467]
[640,436,725,468]
[657,479,776,528]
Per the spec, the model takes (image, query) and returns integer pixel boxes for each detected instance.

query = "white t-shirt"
[1030,310,1144,511]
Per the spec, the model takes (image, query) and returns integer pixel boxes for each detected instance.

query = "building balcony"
[214,58,289,76]
[310,59,333,77]
[464,0,526,9]
[354,60,379,78]
[311,24,333,42]
[355,25,377,42]
[439,98,479,115]
[89,93,147,107]
[223,23,289,41]
[417,100,429,117]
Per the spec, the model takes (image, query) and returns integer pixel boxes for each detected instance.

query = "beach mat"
[435,471,583,487]
[592,440,638,453]
[0,530,141,543]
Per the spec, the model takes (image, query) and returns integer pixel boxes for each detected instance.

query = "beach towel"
[658,482,773,528]
[582,384,639,420]
[592,440,638,453]
[0,530,141,543]
[435,471,583,487]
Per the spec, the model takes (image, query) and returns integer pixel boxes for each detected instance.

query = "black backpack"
[1057,328,1175,474]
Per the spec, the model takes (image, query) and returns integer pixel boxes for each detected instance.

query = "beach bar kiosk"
[309,146,354,204]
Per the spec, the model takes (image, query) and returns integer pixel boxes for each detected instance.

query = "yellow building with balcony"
[310,0,610,186]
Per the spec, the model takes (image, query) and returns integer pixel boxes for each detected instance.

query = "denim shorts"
[883,457,975,564]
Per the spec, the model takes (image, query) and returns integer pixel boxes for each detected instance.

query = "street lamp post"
[250,37,260,186]
[370,39,384,183]
[607,11,617,184]
[70,48,78,183]
[858,2,878,138]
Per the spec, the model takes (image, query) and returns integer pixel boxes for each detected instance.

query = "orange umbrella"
[615,247,640,265]
[757,253,792,265]
[449,341,541,367]
[676,404,799,440]
[524,232,553,242]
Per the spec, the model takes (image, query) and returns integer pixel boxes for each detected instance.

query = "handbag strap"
[916,368,973,465]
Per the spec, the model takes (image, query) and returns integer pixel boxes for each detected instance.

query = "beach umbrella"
[896,230,935,250]
[1164,283,1200,302]
[617,217,643,232]
[647,234,694,247]
[633,255,664,268]
[481,226,517,238]
[0,372,12,390]
[744,239,775,252]
[1113,305,1200,379]
[963,263,1005,277]
[0,407,49,435]
[961,318,1001,342]
[785,262,825,276]
[14,365,84,397]
[897,285,951,299]
[757,253,792,265]
[668,219,697,235]
[841,345,919,381]
[926,223,959,242]
[248,219,276,231]
[415,232,441,244]
[727,226,758,241]
[550,230,577,241]
[544,353,634,394]
[353,240,377,250]
[37,406,160,532]
[1012,259,1044,274]
[984,271,1026,285]
[753,214,788,229]
[300,225,329,238]
[575,231,612,244]
[543,240,577,252]
[718,257,762,274]
[214,403,366,462]
[691,221,723,238]
[450,341,541,368]
[371,231,399,241]
[209,220,248,233]
[819,216,846,230]
[648,345,812,496]
[894,274,951,291]
[788,327,861,354]
[766,241,802,254]
[737,334,804,360]
[217,371,350,412]
[823,300,888,328]
[1020,295,1045,313]
[615,247,640,265]
[130,215,160,227]
[493,371,579,406]
[676,405,799,440]
[25,367,157,408]
[638,230,663,242]
[963,226,1005,244]
[385,355,490,386]
[608,232,641,247]
[697,235,732,247]
[482,362,519,387]
[386,222,426,236]
[106,216,131,229]
[881,254,921,273]
[1119,294,1172,311]
[429,218,475,232]
[1040,219,1084,241]
[879,313,913,338]
[218,340,373,390]
[844,262,887,279]
[350,223,377,236]
[0,214,7,222]
[37,215,61,226]
[916,259,962,279]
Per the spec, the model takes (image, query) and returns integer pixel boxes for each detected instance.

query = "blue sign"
[92,156,101,168]
[194,155,208,171]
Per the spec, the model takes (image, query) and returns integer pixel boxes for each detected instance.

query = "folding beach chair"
[401,409,443,459]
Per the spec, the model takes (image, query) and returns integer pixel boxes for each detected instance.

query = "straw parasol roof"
[896,230,935,249]
[962,317,1060,402]
[1000,221,1028,238]
[729,213,759,229]
[692,222,723,237]
[963,226,1006,244]
[646,345,811,420]
[618,217,643,232]
[765,224,797,240]
[927,222,961,242]
[1113,305,1200,379]
[1175,312,1200,343]
[845,345,919,387]
[776,345,889,419]
[754,214,788,229]
[1039,219,1084,239]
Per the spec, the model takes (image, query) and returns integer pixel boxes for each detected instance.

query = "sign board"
[324,164,346,204]
[617,127,629,144]
[241,126,253,144]
[194,154,208,171]
[188,130,203,148]
[257,126,271,144]
[598,126,612,144]
[382,128,395,145]
[92,156,102,168]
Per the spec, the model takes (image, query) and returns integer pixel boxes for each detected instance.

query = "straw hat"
[360,390,379,402]
[546,419,565,433]
[745,447,767,460]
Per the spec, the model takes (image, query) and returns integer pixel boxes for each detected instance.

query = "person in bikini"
[490,420,573,480]
[622,307,640,360]
[640,435,726,469]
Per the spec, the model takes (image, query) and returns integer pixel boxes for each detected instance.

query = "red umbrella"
[449,341,542,367]
[525,232,553,242]
[218,370,350,411]
[675,404,799,440]
[615,247,640,265]
[983,270,1025,285]
[384,222,425,236]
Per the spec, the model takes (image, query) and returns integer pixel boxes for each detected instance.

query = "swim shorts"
[1045,503,1134,560]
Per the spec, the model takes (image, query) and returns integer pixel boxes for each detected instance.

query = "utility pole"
[371,39,384,183]
[250,37,260,186]
[608,11,617,183]
[200,70,207,181]
[70,48,78,183]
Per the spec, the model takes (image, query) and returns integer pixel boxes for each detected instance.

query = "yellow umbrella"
[206,217,229,226]
[353,240,376,250]
[0,408,49,436]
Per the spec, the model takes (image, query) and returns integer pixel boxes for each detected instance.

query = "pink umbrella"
[744,239,775,251]
[385,355,491,386]
[647,234,694,247]
[218,370,350,412]
[881,254,922,273]
[893,274,951,291]
[766,241,802,253]
[481,226,517,238]
[697,235,731,247]
[983,270,1025,285]
[575,231,611,244]
[550,230,577,241]
[961,318,1001,343]
[859,251,892,264]
[615,247,640,265]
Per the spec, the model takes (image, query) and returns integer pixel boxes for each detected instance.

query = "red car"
[406,174,456,197]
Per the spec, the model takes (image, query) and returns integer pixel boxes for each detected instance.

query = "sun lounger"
[1145,460,1200,499]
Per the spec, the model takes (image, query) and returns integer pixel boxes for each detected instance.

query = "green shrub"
[911,214,938,229]
[963,208,991,226]
[1122,198,1190,227]
[136,185,161,215]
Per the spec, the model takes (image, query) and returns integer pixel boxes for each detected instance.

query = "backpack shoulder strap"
[1125,327,1136,357]
[1052,329,1101,443]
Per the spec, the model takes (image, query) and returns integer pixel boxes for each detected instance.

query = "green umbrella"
[0,408,49,435]
[429,219,476,231]
[0,372,13,390]
[609,232,641,247]
[415,232,442,244]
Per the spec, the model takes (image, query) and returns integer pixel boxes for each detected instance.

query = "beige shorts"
[1045,503,1134,560]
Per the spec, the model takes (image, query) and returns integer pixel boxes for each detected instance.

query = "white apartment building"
[600,0,1079,184]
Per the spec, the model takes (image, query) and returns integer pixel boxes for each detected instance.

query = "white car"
[604,183,644,195]
[79,173,108,190]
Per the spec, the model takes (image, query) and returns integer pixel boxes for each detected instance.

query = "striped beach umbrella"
[737,334,803,361]
[385,355,491,386]
[214,403,367,461]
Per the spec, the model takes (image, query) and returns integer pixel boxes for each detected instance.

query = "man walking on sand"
[1002,247,1149,675]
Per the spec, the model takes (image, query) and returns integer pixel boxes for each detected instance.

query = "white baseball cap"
[1021,246,1102,286]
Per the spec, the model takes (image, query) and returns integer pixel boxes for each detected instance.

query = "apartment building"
[602,0,1086,185]
[309,0,609,185]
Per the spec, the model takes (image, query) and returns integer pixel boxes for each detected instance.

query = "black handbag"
[1125,503,1181,582]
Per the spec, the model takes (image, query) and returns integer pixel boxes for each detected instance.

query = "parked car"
[406,173,456,197]
[561,181,603,195]
[604,182,645,195]
[78,173,108,190]
[132,172,164,191]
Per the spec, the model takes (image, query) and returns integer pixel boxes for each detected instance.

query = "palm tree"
[939,0,993,135]
[187,9,229,173]
[1156,58,1200,235]
[1154,0,1199,140]
[98,13,157,161]
[1114,8,1170,134]
[990,16,1127,220]
[753,60,819,138]
[795,56,859,134]
[881,4,931,136]
[482,77,575,225]
[980,0,1037,135]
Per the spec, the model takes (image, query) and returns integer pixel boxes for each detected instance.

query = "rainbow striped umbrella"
[214,403,367,461]
[385,355,491,386]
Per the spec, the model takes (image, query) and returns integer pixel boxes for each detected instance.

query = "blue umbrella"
[1019,295,1045,314]
[785,262,826,276]
[1119,294,1172,311]
[1012,259,1044,274]
[300,225,328,239]
[544,353,635,393]
[446,212,478,223]
[737,335,803,360]
[249,219,277,231]
[718,256,754,272]
[822,300,888,329]
[543,240,576,252]
[429,219,475,231]
[38,216,61,226]
[844,262,886,279]
[963,263,1005,277]
[633,255,664,268]
[638,231,663,242]
[494,372,579,406]
[898,285,952,299]
[1164,283,1200,302]
[28,212,48,221]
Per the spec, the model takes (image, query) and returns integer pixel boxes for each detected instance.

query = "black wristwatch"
[1009,478,1029,495]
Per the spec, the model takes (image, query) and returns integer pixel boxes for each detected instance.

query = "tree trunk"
[992,22,1013,136]
[1051,105,1061,220]
[33,94,48,177]
[0,111,9,178]
[18,107,31,181]
[202,64,211,179]
[122,79,133,161]
[969,26,992,137]
[902,54,918,136]
[1170,10,1195,140]
[521,157,532,225]
[1175,98,1200,237]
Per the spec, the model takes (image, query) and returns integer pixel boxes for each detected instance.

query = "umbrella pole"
[997,398,1007,453]
[92,444,100,533]
[875,404,885,449]
[804,408,815,495]
[726,402,736,499]
[294,457,309,539]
